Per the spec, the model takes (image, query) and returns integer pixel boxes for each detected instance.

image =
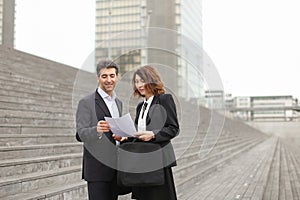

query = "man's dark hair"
[96,60,119,76]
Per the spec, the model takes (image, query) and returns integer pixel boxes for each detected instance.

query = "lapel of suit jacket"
[146,95,159,124]
[94,90,111,120]
[135,102,143,125]
[94,90,117,144]
[115,98,122,117]
[135,95,160,126]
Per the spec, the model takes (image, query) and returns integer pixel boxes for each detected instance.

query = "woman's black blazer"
[134,94,180,167]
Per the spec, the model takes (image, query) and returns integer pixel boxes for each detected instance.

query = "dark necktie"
[141,102,148,119]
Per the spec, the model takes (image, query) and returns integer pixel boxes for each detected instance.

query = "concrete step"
[0,116,74,127]
[0,108,73,121]
[0,98,73,115]
[0,75,73,99]
[174,137,262,180]
[0,165,82,198]
[0,67,72,91]
[0,143,82,159]
[176,136,256,166]
[0,77,86,105]
[0,89,73,107]
[174,131,260,159]
[175,133,244,156]
[172,134,203,151]
[0,124,75,135]
[208,136,256,154]
[0,95,73,110]
[1,181,87,200]
[0,153,82,178]
[0,134,76,146]
[0,123,75,135]
[0,86,72,104]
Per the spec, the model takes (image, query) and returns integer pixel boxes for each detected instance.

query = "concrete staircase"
[0,46,91,199]
[1,46,300,200]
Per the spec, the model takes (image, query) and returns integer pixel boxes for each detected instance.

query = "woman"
[129,65,180,200]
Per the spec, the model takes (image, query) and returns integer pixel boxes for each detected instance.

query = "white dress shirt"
[138,95,154,132]
[97,88,119,118]
[97,87,120,145]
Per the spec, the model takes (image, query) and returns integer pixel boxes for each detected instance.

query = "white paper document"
[104,113,136,137]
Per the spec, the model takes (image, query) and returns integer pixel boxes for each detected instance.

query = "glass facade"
[177,0,204,101]
[95,0,204,100]
[95,0,146,74]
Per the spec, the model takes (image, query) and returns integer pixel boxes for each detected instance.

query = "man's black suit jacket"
[76,90,122,182]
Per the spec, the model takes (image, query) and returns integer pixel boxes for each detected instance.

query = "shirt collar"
[144,95,154,105]
[97,87,116,101]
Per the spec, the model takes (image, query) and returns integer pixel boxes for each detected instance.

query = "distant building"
[224,93,234,110]
[0,0,15,47]
[95,0,204,100]
[231,95,299,121]
[204,90,224,109]
[0,0,3,44]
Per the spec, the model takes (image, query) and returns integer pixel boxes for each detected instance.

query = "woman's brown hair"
[132,65,165,97]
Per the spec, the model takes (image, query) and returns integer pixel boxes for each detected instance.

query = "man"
[76,60,129,199]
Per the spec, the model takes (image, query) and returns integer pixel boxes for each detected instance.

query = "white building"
[232,95,299,121]
[204,90,224,109]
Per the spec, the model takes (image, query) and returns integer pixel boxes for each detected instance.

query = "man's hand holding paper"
[104,113,136,137]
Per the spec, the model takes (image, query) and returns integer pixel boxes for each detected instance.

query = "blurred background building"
[0,0,3,44]
[204,90,224,109]
[1,0,15,47]
[95,0,204,101]
[229,95,300,121]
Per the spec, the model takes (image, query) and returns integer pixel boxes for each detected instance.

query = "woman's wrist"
[151,133,155,140]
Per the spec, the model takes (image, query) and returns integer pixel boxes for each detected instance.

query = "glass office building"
[176,0,204,101]
[95,0,146,73]
[0,0,3,44]
[95,0,204,100]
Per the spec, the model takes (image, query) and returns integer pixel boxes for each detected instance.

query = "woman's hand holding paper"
[134,131,155,141]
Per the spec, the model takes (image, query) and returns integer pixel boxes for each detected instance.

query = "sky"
[14,0,300,100]
[202,0,300,99]
[15,0,96,70]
